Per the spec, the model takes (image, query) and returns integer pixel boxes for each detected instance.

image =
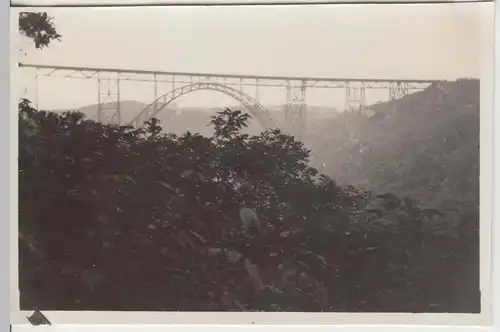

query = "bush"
[18,100,479,312]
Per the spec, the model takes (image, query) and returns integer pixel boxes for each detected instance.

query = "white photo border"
[5,2,497,328]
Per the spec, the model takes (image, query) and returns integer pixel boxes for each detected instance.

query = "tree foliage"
[19,101,479,312]
[19,12,61,49]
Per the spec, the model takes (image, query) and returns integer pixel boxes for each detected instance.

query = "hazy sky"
[14,3,492,110]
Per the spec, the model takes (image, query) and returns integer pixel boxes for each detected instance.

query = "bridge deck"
[19,62,446,84]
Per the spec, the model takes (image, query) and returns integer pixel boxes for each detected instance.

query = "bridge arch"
[128,82,278,130]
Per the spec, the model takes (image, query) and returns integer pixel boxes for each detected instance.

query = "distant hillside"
[52,101,340,137]
[52,100,150,124]
[309,79,480,209]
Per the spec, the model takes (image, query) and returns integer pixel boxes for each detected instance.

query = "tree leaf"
[226,250,242,263]
[239,207,260,231]
[244,258,264,290]
[181,169,194,178]
[189,230,208,244]
[157,181,177,192]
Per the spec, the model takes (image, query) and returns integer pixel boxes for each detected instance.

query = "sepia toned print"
[12,3,493,325]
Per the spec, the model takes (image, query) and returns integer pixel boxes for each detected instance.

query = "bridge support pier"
[97,72,122,125]
[345,84,366,112]
[343,84,366,132]
[284,80,307,141]
[387,82,409,117]
[389,82,409,101]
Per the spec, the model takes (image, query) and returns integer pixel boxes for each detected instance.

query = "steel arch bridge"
[128,82,278,130]
[20,62,447,141]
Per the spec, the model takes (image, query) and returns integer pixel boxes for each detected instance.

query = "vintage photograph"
[13,3,492,319]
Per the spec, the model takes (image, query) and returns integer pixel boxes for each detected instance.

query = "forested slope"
[311,79,479,210]
[19,102,480,313]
